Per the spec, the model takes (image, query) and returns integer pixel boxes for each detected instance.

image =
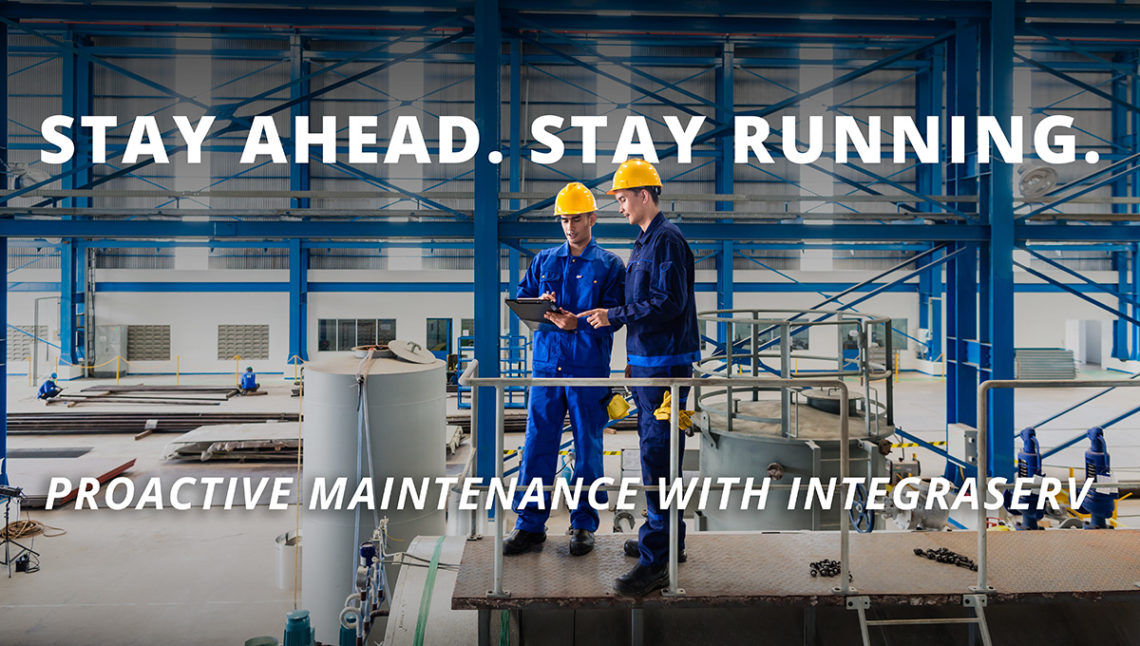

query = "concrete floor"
[4,370,1140,644]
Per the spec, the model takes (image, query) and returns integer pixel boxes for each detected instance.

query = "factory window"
[217,324,270,360]
[126,325,171,361]
[7,325,48,362]
[337,319,356,351]
[426,318,452,357]
[317,319,396,352]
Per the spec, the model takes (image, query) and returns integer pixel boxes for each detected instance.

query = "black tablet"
[505,298,558,323]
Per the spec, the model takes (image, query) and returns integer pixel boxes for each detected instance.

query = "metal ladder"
[847,594,993,646]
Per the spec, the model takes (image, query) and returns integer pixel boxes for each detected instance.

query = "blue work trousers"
[513,366,610,533]
[631,363,691,568]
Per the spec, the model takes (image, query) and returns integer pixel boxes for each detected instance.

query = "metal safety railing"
[975,378,1140,593]
[697,309,895,439]
[458,359,857,598]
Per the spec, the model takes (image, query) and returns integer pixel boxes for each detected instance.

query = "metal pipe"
[667,383,681,595]
[492,384,506,598]
[780,322,790,437]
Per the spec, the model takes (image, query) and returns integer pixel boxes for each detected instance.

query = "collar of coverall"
[555,236,598,260]
[634,211,666,246]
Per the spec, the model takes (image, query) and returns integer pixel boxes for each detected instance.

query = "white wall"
[3,262,1126,376]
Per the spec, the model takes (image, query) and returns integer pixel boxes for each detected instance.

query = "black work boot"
[502,529,546,555]
[613,563,669,596]
[622,539,686,563]
[569,529,595,556]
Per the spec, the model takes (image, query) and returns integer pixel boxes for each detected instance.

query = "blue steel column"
[985,0,1016,478]
[59,30,91,366]
[714,43,734,345]
[917,47,944,363]
[1112,55,1130,358]
[59,241,80,366]
[474,1,503,480]
[1,21,7,485]
[287,35,310,363]
[290,34,310,209]
[1133,243,1140,360]
[946,22,979,431]
[288,239,308,362]
[507,38,521,341]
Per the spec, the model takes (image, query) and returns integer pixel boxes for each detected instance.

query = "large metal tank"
[694,309,896,532]
[696,397,891,531]
[302,348,446,644]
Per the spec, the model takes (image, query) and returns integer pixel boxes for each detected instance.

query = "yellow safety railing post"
[235,355,241,387]
[115,355,121,384]
[176,355,181,385]
[894,351,900,383]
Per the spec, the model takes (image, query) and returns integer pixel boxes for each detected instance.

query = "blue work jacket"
[518,239,625,373]
[38,380,58,398]
[240,372,258,389]
[607,212,700,368]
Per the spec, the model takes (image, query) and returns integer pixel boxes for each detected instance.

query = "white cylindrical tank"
[302,350,446,644]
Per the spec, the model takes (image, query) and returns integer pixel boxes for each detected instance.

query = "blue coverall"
[240,371,258,391]
[606,212,700,568]
[513,239,625,534]
[37,379,61,399]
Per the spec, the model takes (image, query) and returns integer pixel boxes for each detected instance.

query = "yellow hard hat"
[553,182,597,216]
[607,158,662,195]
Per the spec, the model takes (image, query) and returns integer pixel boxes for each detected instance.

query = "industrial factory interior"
[7,1,1140,645]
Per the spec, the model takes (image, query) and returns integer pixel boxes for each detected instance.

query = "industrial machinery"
[1006,427,1046,530]
[1079,427,1117,529]
[691,309,895,531]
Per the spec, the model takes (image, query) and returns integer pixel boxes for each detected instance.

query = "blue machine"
[1006,427,1045,530]
[283,610,315,646]
[1078,427,1116,529]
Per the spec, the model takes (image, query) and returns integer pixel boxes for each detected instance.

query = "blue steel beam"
[507,25,964,219]
[715,43,734,347]
[0,220,996,242]
[473,0,501,483]
[945,20,980,435]
[984,0,1016,479]
[507,38,522,342]
[511,21,717,114]
[1014,260,1140,327]
[7,26,470,213]
[289,35,310,210]
[1023,246,1140,312]
[1134,244,1140,359]
[1014,52,1140,117]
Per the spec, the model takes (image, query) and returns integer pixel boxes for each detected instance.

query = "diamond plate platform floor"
[453,530,1140,610]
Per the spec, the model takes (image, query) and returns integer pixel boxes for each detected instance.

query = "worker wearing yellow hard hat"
[605,157,662,196]
[503,181,626,559]
[581,158,700,596]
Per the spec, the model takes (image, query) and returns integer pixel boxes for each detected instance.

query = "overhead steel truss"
[4,1,1140,485]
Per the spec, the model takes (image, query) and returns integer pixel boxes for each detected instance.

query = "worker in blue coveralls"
[239,366,259,394]
[581,159,700,596]
[502,181,625,558]
[37,372,62,400]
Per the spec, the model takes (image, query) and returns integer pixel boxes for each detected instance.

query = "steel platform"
[453,530,1140,610]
